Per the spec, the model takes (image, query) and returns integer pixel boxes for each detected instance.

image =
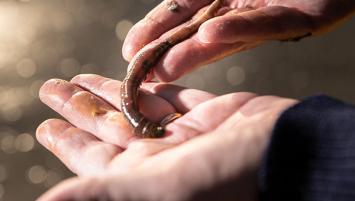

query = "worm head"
[139,122,165,138]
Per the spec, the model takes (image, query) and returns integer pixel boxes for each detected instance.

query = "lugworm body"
[121,0,224,138]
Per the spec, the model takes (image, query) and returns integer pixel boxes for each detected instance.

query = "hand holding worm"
[123,0,355,82]
[36,74,297,201]
[121,0,225,138]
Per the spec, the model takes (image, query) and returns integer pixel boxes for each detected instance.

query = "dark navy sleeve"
[260,95,355,201]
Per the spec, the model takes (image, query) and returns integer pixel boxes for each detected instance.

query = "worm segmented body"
[121,0,224,138]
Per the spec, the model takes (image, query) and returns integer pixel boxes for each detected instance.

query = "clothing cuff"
[260,95,355,201]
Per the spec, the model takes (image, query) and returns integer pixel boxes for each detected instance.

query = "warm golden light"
[0,0,353,200]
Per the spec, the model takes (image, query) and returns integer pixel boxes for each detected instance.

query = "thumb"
[197,6,315,44]
[37,177,109,201]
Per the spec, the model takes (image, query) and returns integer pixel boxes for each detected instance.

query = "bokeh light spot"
[14,133,35,152]
[81,63,97,74]
[27,165,47,184]
[1,135,16,154]
[1,107,23,122]
[58,58,80,78]
[115,19,133,41]
[226,66,246,86]
[44,170,62,188]
[16,58,37,78]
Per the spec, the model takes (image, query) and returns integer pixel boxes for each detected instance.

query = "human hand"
[123,0,355,82]
[36,74,297,201]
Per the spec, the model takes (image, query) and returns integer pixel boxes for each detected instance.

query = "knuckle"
[61,90,92,112]
[68,90,91,102]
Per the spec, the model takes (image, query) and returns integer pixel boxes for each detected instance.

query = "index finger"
[70,74,216,114]
[122,0,214,61]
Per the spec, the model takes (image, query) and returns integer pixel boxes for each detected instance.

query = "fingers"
[36,119,122,176]
[69,74,176,121]
[144,82,216,114]
[164,92,258,142]
[153,35,258,82]
[197,6,315,44]
[124,2,260,82]
[124,6,259,82]
[40,79,143,147]
[71,74,176,119]
[39,76,216,147]
[122,0,214,61]
[70,74,257,143]
[71,74,216,113]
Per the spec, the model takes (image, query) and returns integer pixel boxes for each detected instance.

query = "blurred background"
[0,0,354,200]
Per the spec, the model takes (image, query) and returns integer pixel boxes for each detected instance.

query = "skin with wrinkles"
[120,0,225,138]
[36,74,298,201]
[120,0,355,138]
[121,0,354,84]
[36,1,355,200]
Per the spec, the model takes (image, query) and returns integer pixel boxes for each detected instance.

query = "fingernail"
[197,21,216,44]
[36,119,70,149]
[36,125,52,149]
[122,40,136,61]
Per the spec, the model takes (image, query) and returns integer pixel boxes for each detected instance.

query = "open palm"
[36,74,296,201]
[123,0,354,82]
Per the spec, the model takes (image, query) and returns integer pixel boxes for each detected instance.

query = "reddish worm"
[121,0,224,138]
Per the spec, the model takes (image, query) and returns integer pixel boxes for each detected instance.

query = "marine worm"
[121,0,224,138]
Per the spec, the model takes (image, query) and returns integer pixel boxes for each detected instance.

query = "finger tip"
[36,119,70,147]
[36,121,48,141]
[39,79,55,96]
[70,74,97,85]
[39,79,63,102]
[36,120,53,146]
[70,74,84,83]
[198,17,243,44]
[197,20,218,43]
[122,43,134,61]
[122,20,156,61]
[40,78,83,109]
[122,32,142,62]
